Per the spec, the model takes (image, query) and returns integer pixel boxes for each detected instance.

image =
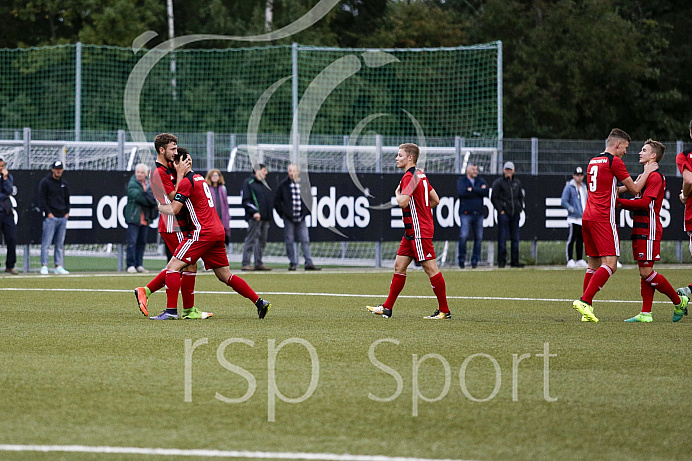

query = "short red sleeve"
[175,177,193,200]
[400,171,414,196]
[676,152,691,175]
[611,156,631,183]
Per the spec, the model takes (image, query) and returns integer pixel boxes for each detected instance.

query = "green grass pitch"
[0,266,691,460]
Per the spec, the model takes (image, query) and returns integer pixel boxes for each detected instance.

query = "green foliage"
[2,0,692,139]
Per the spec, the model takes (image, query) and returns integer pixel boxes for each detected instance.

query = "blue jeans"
[458,213,483,267]
[283,218,313,266]
[126,223,149,268]
[242,219,270,267]
[497,213,520,266]
[0,211,16,269]
[41,216,67,267]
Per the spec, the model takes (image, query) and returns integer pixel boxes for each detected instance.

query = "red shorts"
[397,236,436,262]
[582,220,619,257]
[161,232,187,254]
[174,239,228,269]
[632,239,660,262]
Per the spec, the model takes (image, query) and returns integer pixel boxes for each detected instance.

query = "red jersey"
[582,153,631,223]
[399,167,435,239]
[675,150,692,231]
[151,161,189,234]
[174,172,225,242]
[617,170,665,241]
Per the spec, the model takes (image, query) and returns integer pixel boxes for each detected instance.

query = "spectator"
[0,157,17,274]
[124,163,157,273]
[561,167,588,268]
[241,164,273,271]
[491,161,525,268]
[274,164,321,271]
[38,160,70,274]
[457,162,489,268]
[205,169,231,245]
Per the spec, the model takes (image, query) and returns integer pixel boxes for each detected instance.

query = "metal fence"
[2,128,691,272]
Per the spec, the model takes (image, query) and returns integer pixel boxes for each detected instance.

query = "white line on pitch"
[0,445,475,461]
[0,286,666,304]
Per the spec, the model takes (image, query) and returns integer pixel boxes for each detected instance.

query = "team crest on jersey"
[638,252,644,259]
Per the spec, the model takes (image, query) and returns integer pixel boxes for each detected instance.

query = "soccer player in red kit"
[133,135,200,318]
[366,143,451,319]
[674,120,692,322]
[573,128,657,322]
[616,139,688,322]
[150,151,271,320]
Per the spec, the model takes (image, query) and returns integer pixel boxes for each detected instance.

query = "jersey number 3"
[588,165,598,192]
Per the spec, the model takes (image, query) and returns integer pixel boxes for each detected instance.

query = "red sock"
[582,265,613,305]
[430,272,449,313]
[181,271,196,309]
[640,278,655,313]
[583,268,595,293]
[227,274,258,302]
[382,273,407,309]
[646,271,681,306]
[147,269,166,293]
[165,270,181,309]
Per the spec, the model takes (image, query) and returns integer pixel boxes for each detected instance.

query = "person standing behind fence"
[38,160,70,275]
[457,162,488,269]
[561,166,588,268]
[491,161,524,268]
[241,164,273,271]
[274,164,321,271]
[205,169,231,245]
[0,157,17,274]
[125,163,157,273]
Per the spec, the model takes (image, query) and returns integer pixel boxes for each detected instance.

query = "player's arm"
[681,169,692,203]
[159,192,185,215]
[394,184,410,208]
[616,195,652,211]
[622,162,657,195]
[429,189,440,208]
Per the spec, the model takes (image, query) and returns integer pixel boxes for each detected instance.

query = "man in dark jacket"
[0,157,17,274]
[274,164,320,271]
[491,161,525,268]
[457,163,489,268]
[124,163,157,273]
[241,164,273,271]
[38,160,70,274]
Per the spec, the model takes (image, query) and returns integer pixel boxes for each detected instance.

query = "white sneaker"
[40,265,49,275]
[127,266,137,273]
[576,259,588,268]
[136,266,148,273]
[54,266,70,275]
[566,259,576,268]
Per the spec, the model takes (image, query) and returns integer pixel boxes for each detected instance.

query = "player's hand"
[681,191,687,204]
[253,212,261,221]
[1,167,8,178]
[644,162,658,173]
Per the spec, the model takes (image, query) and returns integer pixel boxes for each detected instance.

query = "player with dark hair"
[150,151,271,320]
[674,120,692,322]
[366,143,451,319]
[133,134,203,319]
[616,139,688,322]
[573,128,658,322]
